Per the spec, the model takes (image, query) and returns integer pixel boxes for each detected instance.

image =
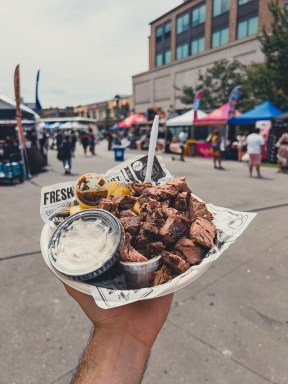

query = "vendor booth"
[166,109,207,155]
[267,112,288,163]
[0,95,45,180]
[228,101,283,162]
[193,103,241,158]
[228,101,283,125]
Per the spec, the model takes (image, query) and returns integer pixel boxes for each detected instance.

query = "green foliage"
[257,1,288,110]
[180,2,288,112]
[180,59,253,111]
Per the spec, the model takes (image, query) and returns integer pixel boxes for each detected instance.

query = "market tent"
[194,103,241,126]
[49,122,61,130]
[272,112,288,125]
[228,101,283,125]
[166,109,207,126]
[71,121,87,130]
[59,121,73,129]
[0,95,39,120]
[118,113,146,128]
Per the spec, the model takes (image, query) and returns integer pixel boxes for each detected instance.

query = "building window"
[156,53,163,67]
[164,50,171,64]
[238,0,253,4]
[237,16,258,39]
[177,13,189,34]
[191,36,205,55]
[176,43,189,60]
[164,21,171,33]
[211,27,229,48]
[213,0,229,17]
[156,25,163,38]
[192,4,206,27]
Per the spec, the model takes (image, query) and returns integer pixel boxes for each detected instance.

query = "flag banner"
[227,85,241,120]
[35,70,42,112]
[14,65,31,179]
[193,89,203,121]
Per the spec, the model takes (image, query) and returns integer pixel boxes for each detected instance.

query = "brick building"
[132,0,285,115]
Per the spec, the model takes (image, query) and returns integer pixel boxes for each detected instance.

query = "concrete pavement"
[0,141,287,384]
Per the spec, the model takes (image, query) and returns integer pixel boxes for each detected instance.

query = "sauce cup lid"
[48,209,122,281]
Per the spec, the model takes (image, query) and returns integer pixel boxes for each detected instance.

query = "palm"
[64,284,173,348]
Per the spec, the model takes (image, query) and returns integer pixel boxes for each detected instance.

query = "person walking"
[56,130,63,150]
[246,128,265,178]
[81,133,89,155]
[107,132,113,151]
[178,129,187,162]
[211,129,223,169]
[60,135,72,175]
[236,131,247,162]
[276,131,288,173]
[70,131,77,157]
[89,129,96,156]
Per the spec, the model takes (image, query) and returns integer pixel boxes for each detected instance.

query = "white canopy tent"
[166,109,207,127]
[59,121,88,130]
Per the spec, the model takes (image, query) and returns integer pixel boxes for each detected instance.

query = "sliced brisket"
[189,217,215,249]
[174,237,203,265]
[153,265,173,286]
[120,233,148,262]
[161,251,190,274]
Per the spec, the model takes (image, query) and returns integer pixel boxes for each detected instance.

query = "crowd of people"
[27,123,288,178]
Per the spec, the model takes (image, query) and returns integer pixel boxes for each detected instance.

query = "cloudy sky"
[0,0,180,108]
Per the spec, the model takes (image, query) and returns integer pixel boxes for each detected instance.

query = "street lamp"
[113,95,120,124]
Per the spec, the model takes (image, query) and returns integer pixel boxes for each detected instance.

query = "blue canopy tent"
[228,101,283,125]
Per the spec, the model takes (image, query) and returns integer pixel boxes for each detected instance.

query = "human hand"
[64,283,173,350]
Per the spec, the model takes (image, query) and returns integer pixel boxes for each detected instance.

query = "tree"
[179,59,251,111]
[257,1,288,110]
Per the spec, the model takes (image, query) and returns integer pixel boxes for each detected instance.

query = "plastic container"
[119,256,162,289]
[113,146,125,162]
[48,209,123,281]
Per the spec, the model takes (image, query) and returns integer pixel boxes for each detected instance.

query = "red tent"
[194,103,241,126]
[118,113,147,128]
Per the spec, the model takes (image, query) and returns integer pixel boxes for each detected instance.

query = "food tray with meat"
[40,155,256,308]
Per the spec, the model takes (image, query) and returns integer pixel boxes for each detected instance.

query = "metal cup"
[119,255,162,289]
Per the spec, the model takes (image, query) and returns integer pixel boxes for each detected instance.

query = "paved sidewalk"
[0,141,287,384]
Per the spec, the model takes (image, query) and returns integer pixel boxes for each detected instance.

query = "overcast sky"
[0,0,180,108]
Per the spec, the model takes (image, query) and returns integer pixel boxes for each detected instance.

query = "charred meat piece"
[161,251,190,274]
[134,227,150,249]
[174,237,203,265]
[140,199,161,220]
[112,195,136,210]
[159,217,188,244]
[98,198,119,216]
[141,198,165,230]
[147,241,166,255]
[141,184,178,201]
[174,192,191,212]
[190,217,215,249]
[161,205,190,224]
[119,209,137,218]
[142,221,159,235]
[189,196,209,220]
[165,177,191,193]
[120,233,148,262]
[128,182,153,197]
[119,215,141,235]
[153,265,173,286]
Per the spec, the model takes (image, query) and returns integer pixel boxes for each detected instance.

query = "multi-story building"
[133,0,285,115]
[74,95,133,130]
[41,106,75,118]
